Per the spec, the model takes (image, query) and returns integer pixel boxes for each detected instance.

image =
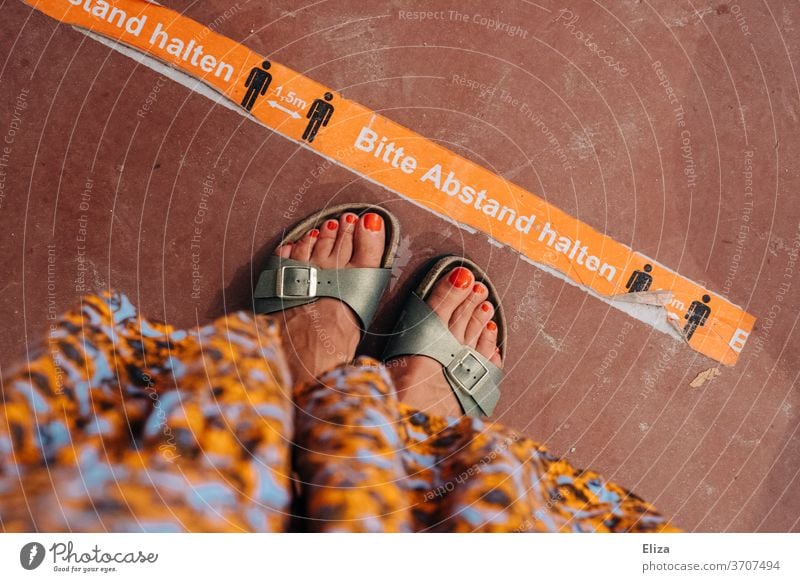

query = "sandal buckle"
[276,266,318,299]
[445,348,489,396]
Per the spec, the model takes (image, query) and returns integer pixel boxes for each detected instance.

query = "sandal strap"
[254,256,391,331]
[383,293,501,417]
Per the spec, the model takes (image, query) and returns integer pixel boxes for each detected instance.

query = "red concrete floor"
[1,0,798,532]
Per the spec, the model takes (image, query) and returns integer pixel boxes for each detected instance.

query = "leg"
[290,355,678,533]
[241,86,255,110]
[683,320,698,340]
[420,412,678,532]
[303,118,320,142]
[292,357,416,532]
[381,269,676,532]
[0,292,176,471]
[0,292,295,531]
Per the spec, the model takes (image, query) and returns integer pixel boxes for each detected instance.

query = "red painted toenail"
[486,321,497,331]
[309,229,320,238]
[326,220,338,230]
[345,214,357,224]
[481,303,491,312]
[363,213,383,231]
[473,283,484,294]
[448,267,473,289]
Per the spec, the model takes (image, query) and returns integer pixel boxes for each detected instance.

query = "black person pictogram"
[625,264,653,293]
[302,92,334,143]
[683,294,711,341]
[241,61,272,112]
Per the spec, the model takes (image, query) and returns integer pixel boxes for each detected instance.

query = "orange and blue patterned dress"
[0,292,678,532]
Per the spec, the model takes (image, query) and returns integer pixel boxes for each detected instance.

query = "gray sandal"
[383,256,506,418]
[253,203,400,334]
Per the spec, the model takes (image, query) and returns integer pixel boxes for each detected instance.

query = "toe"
[275,243,293,258]
[291,228,319,262]
[464,299,494,348]
[426,267,474,326]
[449,282,489,342]
[349,212,386,268]
[311,218,339,263]
[476,320,499,363]
[331,212,357,266]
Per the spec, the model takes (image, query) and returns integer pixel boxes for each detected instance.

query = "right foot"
[386,267,503,417]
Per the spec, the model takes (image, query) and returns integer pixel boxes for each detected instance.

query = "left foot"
[272,212,386,385]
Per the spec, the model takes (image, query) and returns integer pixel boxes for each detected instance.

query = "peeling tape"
[24,0,757,365]
[689,367,722,388]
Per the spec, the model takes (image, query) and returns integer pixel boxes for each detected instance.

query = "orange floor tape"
[23,0,756,365]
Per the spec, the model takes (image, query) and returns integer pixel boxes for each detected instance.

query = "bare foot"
[386,267,503,417]
[273,211,386,386]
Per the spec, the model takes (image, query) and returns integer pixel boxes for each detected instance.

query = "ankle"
[386,356,461,417]
[276,299,360,386]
